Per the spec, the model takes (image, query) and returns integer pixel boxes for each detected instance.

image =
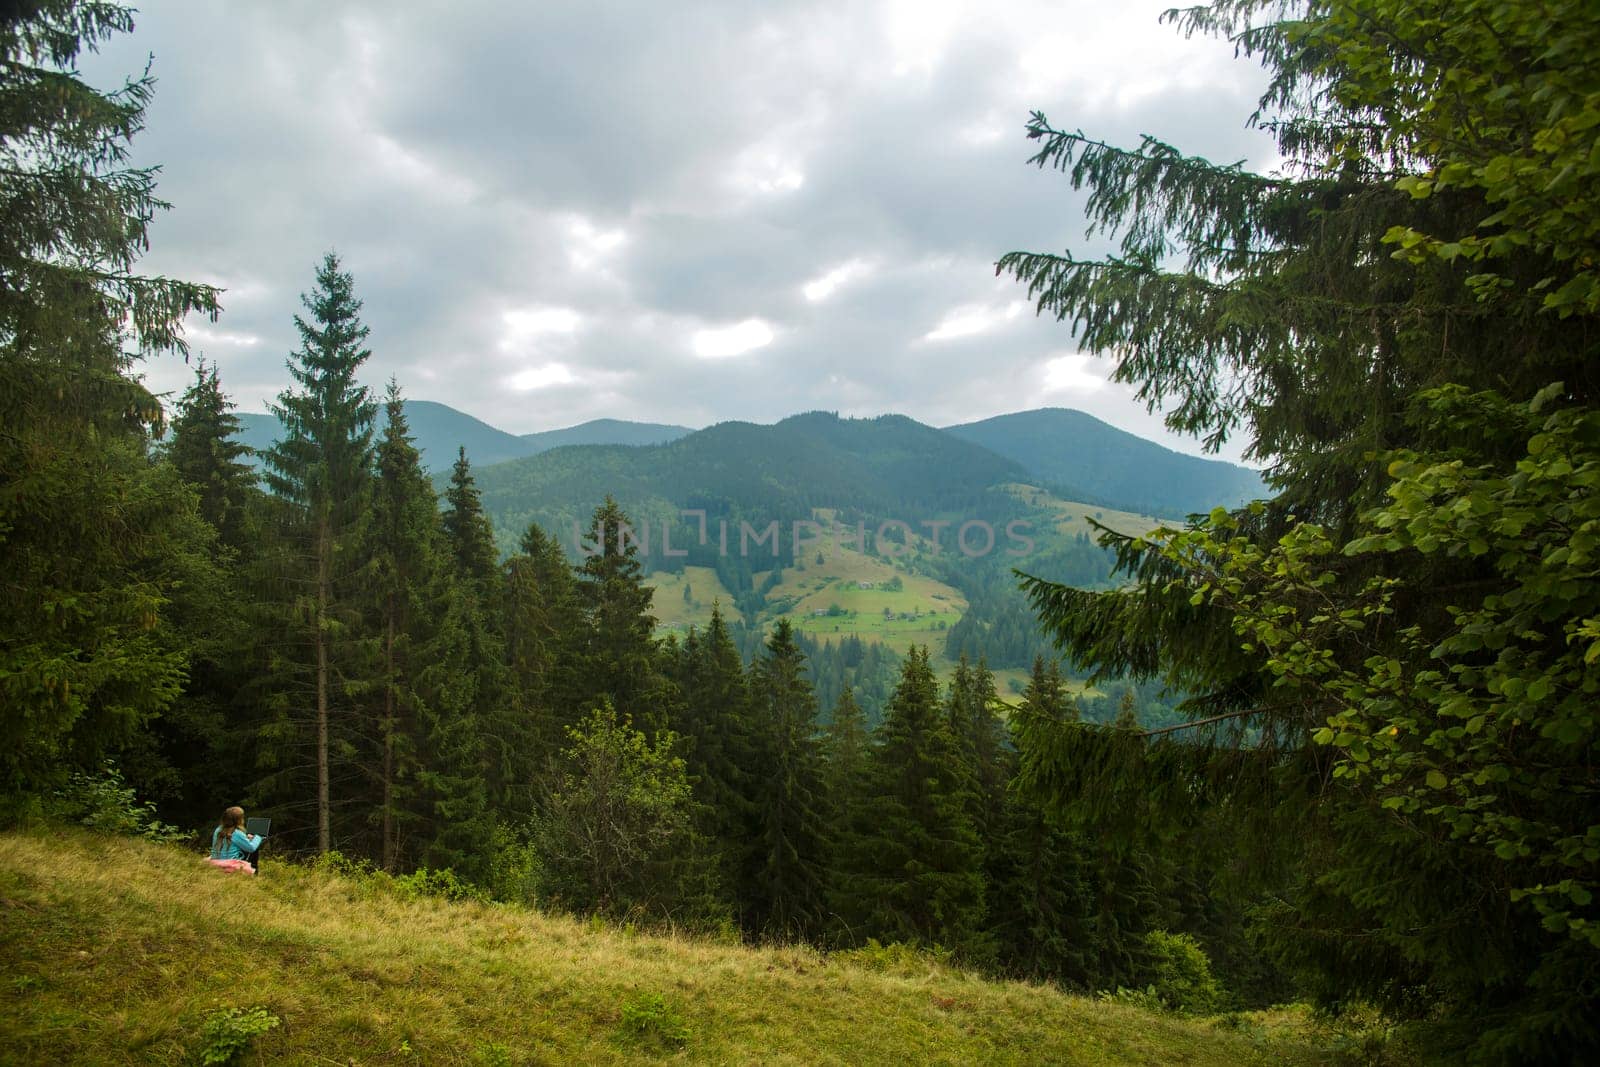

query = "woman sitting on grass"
[207,806,263,874]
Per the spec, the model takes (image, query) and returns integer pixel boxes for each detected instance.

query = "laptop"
[244,817,271,869]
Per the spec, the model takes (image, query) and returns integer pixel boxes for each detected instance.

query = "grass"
[997,483,1166,539]
[644,565,736,631]
[760,543,968,657]
[0,828,1351,1066]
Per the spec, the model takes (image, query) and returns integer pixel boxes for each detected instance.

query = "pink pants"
[207,858,256,875]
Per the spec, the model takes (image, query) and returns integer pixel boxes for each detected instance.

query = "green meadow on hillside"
[767,545,967,657]
[643,565,737,630]
[996,484,1166,539]
[0,830,1357,1066]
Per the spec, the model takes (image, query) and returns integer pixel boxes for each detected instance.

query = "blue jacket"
[210,826,263,861]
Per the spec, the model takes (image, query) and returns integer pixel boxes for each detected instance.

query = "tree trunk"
[316,516,331,854]
[382,603,395,872]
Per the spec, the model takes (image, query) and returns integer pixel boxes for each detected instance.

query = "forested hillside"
[465,409,1155,720]
[945,408,1265,516]
[469,411,1032,556]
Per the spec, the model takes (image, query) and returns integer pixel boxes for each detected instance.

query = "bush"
[533,704,716,921]
[310,849,375,879]
[617,992,690,1049]
[311,850,485,904]
[198,1006,280,1065]
[49,761,187,843]
[1142,930,1224,1014]
[391,866,486,904]
[1096,985,1167,1013]
[485,821,541,904]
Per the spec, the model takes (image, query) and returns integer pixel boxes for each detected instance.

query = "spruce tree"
[574,496,665,731]
[817,684,871,940]
[436,444,510,837]
[0,0,221,800]
[747,619,829,940]
[672,604,757,905]
[987,658,1097,985]
[500,521,583,814]
[1112,690,1138,732]
[364,384,441,868]
[442,446,500,597]
[945,654,1009,834]
[261,252,378,853]
[836,646,985,953]
[1000,1,1600,1052]
[167,359,259,548]
[144,361,263,826]
[819,686,870,810]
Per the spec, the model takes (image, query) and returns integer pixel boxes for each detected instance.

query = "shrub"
[312,850,486,904]
[1142,930,1224,1014]
[198,1006,280,1065]
[391,866,486,904]
[311,849,376,881]
[1096,985,1167,1013]
[49,761,187,842]
[485,821,540,904]
[533,704,712,920]
[617,991,690,1049]
[471,1044,514,1067]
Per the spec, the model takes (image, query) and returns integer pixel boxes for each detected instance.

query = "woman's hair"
[217,806,246,843]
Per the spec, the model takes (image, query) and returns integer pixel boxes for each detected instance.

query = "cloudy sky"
[90,0,1277,463]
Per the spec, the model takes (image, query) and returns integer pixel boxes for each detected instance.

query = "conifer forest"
[3,1,1598,1063]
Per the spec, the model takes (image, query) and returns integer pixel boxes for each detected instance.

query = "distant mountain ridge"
[233,402,693,471]
[468,410,1034,557]
[944,408,1265,517]
[232,399,1266,524]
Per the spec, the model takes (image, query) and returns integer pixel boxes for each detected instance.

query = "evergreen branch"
[1021,111,1304,270]
[1138,704,1290,737]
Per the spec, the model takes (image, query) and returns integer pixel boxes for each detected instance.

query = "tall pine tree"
[260,252,377,852]
[0,0,221,802]
[365,384,443,868]
[574,497,665,732]
[500,521,583,817]
[987,658,1098,986]
[747,619,829,940]
[671,603,757,905]
[166,359,257,548]
[835,647,985,954]
[139,361,263,826]
[438,445,510,835]
[442,446,500,598]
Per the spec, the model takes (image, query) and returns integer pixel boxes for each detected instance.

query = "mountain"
[233,402,693,472]
[470,411,1032,557]
[944,408,1266,517]
[520,417,692,450]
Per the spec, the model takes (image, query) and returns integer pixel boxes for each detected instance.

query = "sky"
[88,0,1279,464]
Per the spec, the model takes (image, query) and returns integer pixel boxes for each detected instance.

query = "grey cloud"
[87,1,1276,463]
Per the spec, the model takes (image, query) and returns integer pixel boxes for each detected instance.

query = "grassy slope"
[644,565,737,630]
[0,830,1340,1066]
[997,483,1166,539]
[765,543,967,657]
